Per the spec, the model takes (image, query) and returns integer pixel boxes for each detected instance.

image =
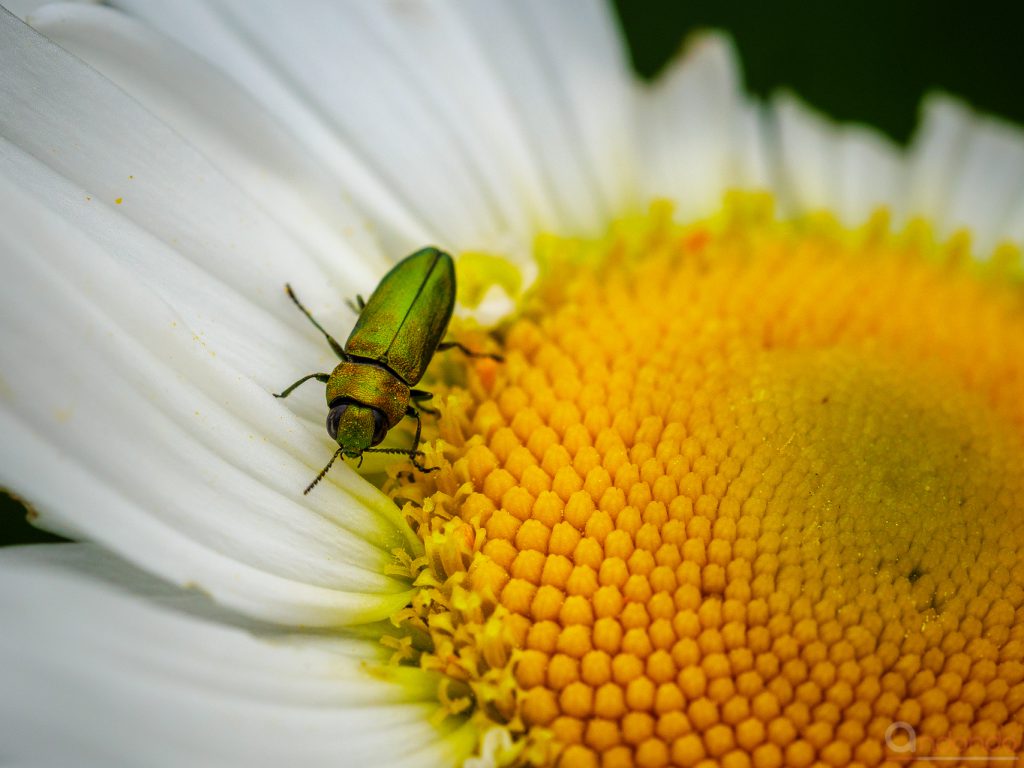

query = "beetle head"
[326,401,389,458]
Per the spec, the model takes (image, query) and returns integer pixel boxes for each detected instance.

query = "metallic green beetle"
[275,247,501,494]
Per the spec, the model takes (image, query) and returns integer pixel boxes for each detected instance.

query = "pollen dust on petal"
[383,197,1024,768]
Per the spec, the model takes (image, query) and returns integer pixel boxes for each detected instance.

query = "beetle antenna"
[304,447,343,495]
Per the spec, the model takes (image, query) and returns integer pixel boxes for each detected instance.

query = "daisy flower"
[2,2,1024,767]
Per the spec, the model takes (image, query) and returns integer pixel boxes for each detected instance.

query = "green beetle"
[275,247,501,493]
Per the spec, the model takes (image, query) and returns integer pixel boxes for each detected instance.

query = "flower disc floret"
[386,197,1024,767]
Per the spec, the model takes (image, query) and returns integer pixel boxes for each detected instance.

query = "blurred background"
[614,0,1024,142]
[3,1,1023,546]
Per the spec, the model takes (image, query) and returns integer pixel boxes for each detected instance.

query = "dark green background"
[613,0,1024,143]
[3,3,1023,546]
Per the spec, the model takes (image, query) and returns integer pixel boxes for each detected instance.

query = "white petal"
[904,95,974,232]
[0,164,418,626]
[906,95,1024,254]
[734,101,774,192]
[1,0,83,21]
[639,34,749,219]
[109,0,636,249]
[94,0,435,257]
[834,124,906,225]
[109,0,488,252]
[770,94,834,216]
[325,1,556,250]
[1005,195,1024,244]
[0,11,364,306]
[947,116,1024,255]
[497,0,638,224]
[771,93,905,225]
[28,1,389,273]
[0,544,474,768]
[0,9,392,354]
[0,15,422,624]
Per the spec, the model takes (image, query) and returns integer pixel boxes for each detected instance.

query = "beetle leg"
[345,294,367,315]
[410,457,438,473]
[284,283,349,360]
[410,389,439,416]
[274,372,330,398]
[436,340,504,363]
[405,406,440,473]
[362,446,433,473]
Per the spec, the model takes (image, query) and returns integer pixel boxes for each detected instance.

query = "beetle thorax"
[325,360,411,429]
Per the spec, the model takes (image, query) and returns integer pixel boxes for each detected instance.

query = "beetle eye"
[326,403,348,440]
[371,409,389,446]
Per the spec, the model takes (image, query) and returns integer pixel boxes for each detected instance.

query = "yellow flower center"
[385,196,1024,767]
